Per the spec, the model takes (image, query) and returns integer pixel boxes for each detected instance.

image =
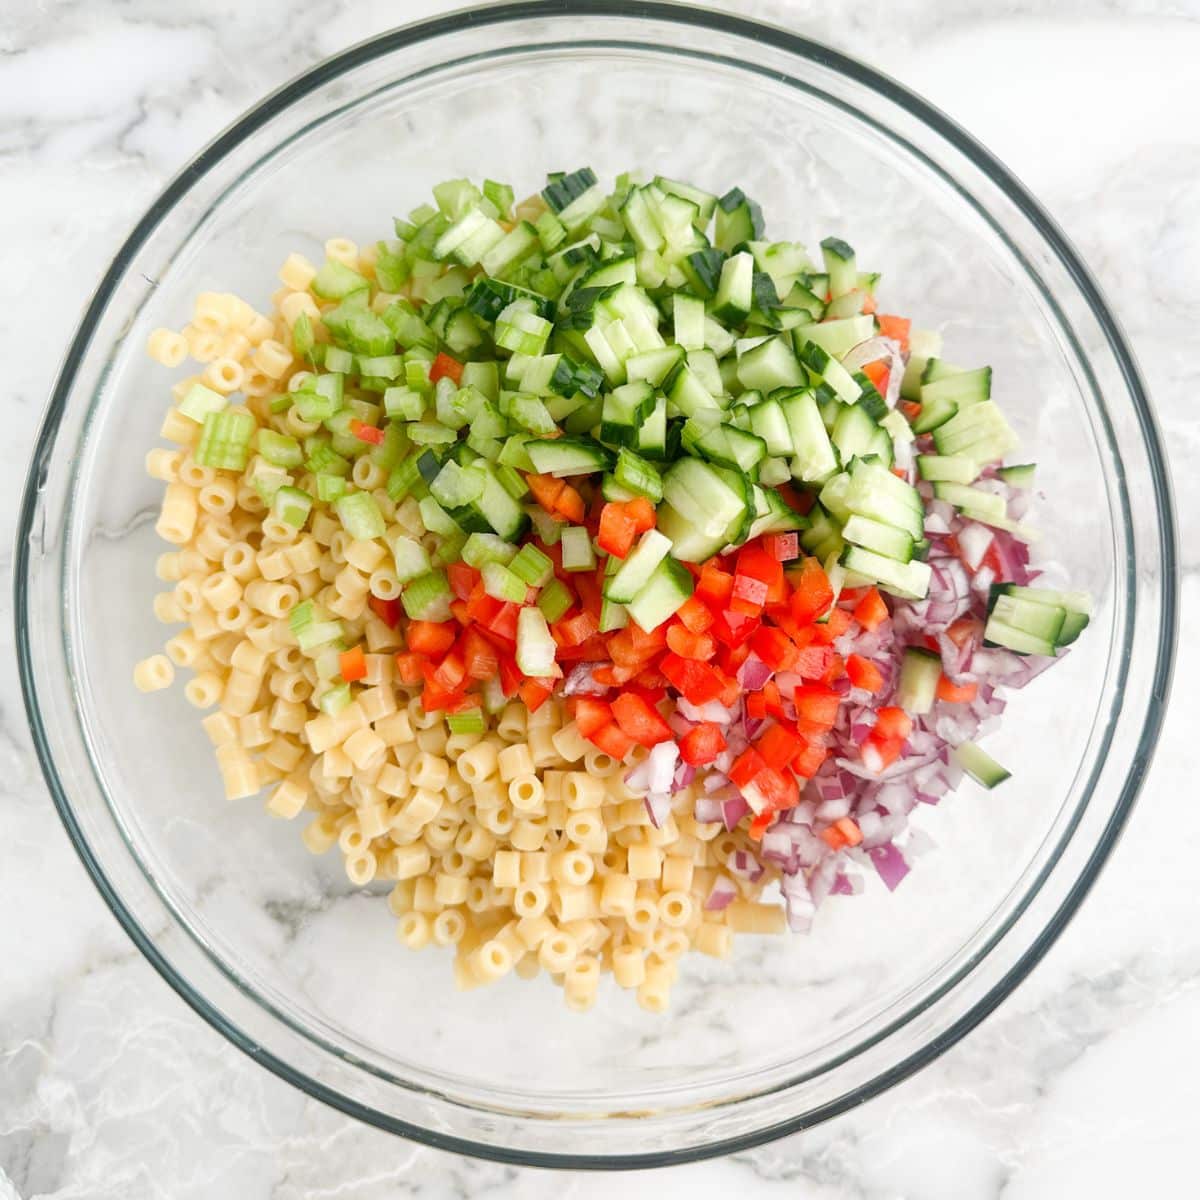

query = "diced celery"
[559,526,596,571]
[509,544,554,587]
[335,491,385,540]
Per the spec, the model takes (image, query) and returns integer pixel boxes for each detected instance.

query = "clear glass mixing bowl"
[14,1,1176,1168]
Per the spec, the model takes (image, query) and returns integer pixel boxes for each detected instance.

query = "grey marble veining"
[0,1,1194,1197]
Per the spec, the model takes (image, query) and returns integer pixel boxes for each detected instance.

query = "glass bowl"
[15,0,1176,1169]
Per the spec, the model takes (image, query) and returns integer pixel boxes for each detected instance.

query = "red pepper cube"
[368,595,402,628]
[789,557,835,624]
[791,739,827,778]
[765,532,800,562]
[696,561,735,607]
[846,653,884,693]
[730,573,769,616]
[460,628,500,681]
[338,645,367,682]
[570,697,614,736]
[729,747,768,789]
[756,722,803,771]
[852,586,889,631]
[597,502,638,559]
[589,721,635,760]
[518,678,555,712]
[793,684,841,728]
[660,653,724,705]
[749,626,799,673]
[611,692,674,746]
[679,722,726,766]
[429,351,463,384]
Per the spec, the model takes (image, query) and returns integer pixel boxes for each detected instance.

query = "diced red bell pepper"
[611,692,673,746]
[760,678,785,718]
[449,598,470,626]
[589,721,635,760]
[394,652,426,684]
[666,624,716,661]
[876,314,911,351]
[861,360,889,395]
[675,594,715,634]
[795,644,837,680]
[874,705,913,742]
[526,472,566,513]
[485,601,520,644]
[709,608,761,648]
[574,567,604,617]
[791,739,827,778]
[368,595,402,628]
[554,485,586,524]
[696,561,735,608]
[756,722,804,771]
[460,628,499,681]
[570,696,614,736]
[607,621,668,666]
[660,653,725,705]
[846,654,884,693]
[597,502,639,559]
[338,645,367,682]
[745,765,799,815]
[821,816,863,849]
[750,625,799,672]
[789,557,834,624]
[553,610,600,648]
[406,620,457,658]
[429,352,463,384]
[746,690,768,720]
[812,606,853,644]
[821,653,846,685]
[519,678,555,712]
[936,675,979,704]
[498,655,523,697]
[736,544,785,589]
[946,616,983,648]
[555,635,608,663]
[729,747,768,789]
[624,496,657,532]
[429,651,466,691]
[625,683,667,706]
[748,810,774,841]
[465,585,501,624]
[447,560,481,601]
[793,684,841,728]
[679,722,726,766]
[718,671,742,708]
[764,531,800,562]
[860,731,904,772]
[852,586,889,631]
[349,419,386,445]
[730,573,769,617]
[718,640,752,678]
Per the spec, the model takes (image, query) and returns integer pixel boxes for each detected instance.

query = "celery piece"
[335,491,385,540]
[537,579,573,623]
[179,383,227,424]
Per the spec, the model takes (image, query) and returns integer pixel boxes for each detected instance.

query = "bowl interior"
[27,8,1163,1164]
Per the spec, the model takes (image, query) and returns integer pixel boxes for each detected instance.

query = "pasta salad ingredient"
[136,168,1089,1010]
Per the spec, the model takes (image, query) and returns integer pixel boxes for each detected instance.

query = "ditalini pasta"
[137,170,1089,1012]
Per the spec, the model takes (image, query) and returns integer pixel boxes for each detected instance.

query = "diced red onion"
[644,793,670,829]
[704,876,737,912]
[693,795,724,825]
[737,653,774,692]
[868,842,910,891]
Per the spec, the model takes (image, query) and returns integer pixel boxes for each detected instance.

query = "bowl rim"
[14,0,1178,1170]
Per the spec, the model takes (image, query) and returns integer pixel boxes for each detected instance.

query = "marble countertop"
[1,1,1194,1196]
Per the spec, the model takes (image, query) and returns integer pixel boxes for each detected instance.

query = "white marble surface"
[0,0,1194,1195]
